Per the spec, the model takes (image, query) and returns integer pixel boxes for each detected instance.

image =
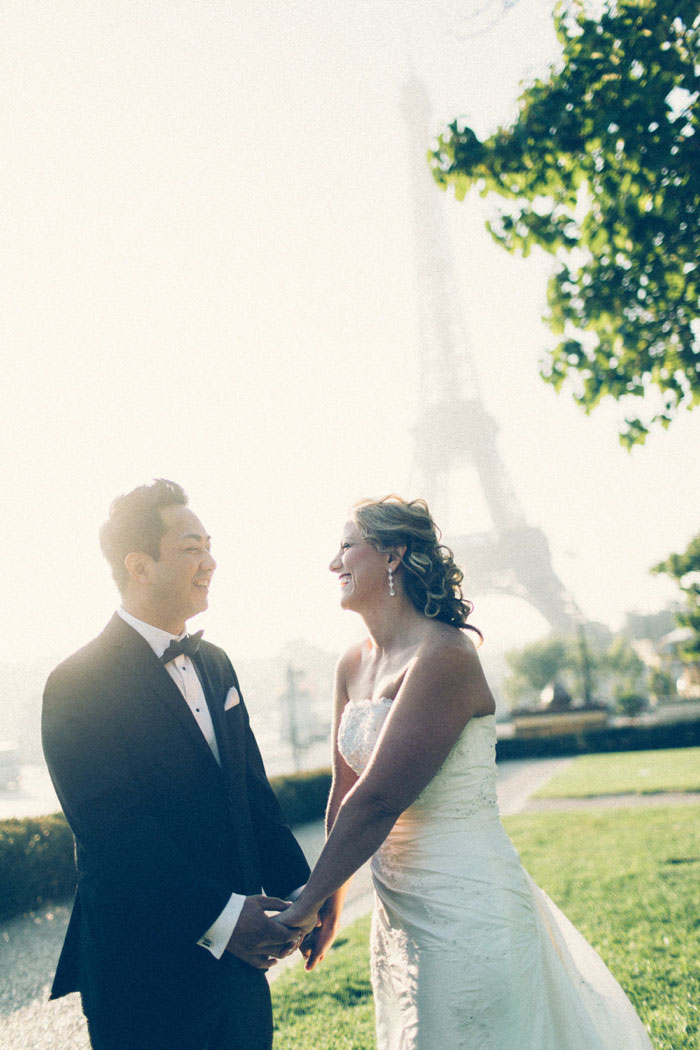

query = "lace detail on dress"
[338,698,499,817]
[337,696,393,775]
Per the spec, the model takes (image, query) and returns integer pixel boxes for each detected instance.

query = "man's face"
[148,504,216,633]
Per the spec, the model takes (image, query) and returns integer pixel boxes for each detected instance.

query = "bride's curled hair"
[353,495,482,639]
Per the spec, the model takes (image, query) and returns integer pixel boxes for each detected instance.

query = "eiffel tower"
[403,75,575,633]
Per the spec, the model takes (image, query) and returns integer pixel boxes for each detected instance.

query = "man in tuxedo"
[42,479,312,1050]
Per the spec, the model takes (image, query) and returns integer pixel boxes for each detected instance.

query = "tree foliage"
[505,636,569,698]
[599,635,647,698]
[504,627,652,707]
[653,529,700,661]
[432,0,700,446]
[504,633,597,706]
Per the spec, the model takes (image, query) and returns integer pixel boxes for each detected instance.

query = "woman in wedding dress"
[280,496,653,1050]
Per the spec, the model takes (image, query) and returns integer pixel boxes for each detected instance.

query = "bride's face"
[329,520,389,611]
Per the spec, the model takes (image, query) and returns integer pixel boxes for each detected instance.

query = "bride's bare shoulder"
[413,625,494,715]
[335,639,371,688]
[420,622,481,661]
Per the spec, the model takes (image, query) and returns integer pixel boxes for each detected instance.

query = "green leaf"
[432,0,700,445]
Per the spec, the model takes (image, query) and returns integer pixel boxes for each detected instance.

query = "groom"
[42,479,311,1050]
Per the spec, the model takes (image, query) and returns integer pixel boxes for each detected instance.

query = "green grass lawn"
[272,914,375,1049]
[272,805,700,1050]
[534,747,700,798]
[506,806,700,1050]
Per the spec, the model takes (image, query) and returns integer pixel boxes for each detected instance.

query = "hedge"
[0,813,77,921]
[496,715,700,759]
[270,766,331,827]
[0,767,332,922]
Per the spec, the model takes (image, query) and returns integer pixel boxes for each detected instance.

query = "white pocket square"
[224,686,241,711]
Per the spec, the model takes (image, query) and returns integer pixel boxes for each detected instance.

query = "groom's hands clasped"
[225,895,303,970]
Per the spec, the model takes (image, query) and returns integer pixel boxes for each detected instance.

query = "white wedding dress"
[337,699,653,1050]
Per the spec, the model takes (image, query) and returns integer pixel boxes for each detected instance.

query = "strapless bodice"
[337,697,499,822]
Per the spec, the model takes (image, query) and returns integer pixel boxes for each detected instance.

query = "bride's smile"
[329,521,393,610]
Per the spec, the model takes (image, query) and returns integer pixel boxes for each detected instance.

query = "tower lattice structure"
[404,75,575,632]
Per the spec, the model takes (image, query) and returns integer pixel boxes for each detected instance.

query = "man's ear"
[124,551,153,586]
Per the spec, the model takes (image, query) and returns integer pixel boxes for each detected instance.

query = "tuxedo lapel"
[190,646,264,893]
[192,649,246,798]
[103,615,226,778]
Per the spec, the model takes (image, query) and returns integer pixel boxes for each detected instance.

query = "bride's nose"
[329,550,342,572]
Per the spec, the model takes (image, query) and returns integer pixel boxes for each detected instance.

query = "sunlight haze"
[2,0,697,676]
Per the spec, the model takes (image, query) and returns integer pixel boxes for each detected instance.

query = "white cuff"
[197,893,246,959]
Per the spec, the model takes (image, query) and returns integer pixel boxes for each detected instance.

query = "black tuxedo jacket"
[42,614,310,1045]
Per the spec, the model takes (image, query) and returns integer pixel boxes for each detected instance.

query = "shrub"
[616,693,648,718]
[270,767,332,826]
[0,768,332,921]
[0,813,76,921]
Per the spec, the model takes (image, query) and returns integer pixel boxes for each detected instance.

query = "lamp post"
[564,591,595,707]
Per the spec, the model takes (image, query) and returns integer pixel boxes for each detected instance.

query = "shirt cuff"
[197,893,246,959]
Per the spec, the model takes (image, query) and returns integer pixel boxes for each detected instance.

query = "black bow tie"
[160,631,204,664]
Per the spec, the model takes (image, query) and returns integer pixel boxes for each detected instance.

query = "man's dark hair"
[99,479,188,592]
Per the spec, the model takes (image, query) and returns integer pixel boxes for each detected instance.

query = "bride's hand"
[276,897,321,937]
[299,895,343,971]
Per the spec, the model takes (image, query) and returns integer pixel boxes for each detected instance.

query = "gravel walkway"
[0,900,86,1050]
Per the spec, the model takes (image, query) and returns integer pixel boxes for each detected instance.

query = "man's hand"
[225,895,302,970]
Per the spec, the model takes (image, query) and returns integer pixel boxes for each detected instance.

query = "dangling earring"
[387,567,395,597]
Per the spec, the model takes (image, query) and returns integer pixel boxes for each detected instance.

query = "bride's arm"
[299,652,359,968]
[282,637,494,933]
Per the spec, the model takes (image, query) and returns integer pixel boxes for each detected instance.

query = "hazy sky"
[2,0,698,675]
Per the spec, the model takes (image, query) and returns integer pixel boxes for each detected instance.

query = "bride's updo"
[353,495,481,637]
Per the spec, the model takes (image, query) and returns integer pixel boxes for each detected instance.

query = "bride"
[280,496,653,1050]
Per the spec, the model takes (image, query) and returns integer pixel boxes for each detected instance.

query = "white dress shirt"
[117,608,244,958]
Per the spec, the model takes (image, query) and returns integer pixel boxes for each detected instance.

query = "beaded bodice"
[337,698,499,821]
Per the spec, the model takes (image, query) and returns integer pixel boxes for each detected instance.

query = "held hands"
[276,897,321,938]
[299,896,342,971]
[226,892,340,973]
[225,895,303,970]
[279,893,342,971]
